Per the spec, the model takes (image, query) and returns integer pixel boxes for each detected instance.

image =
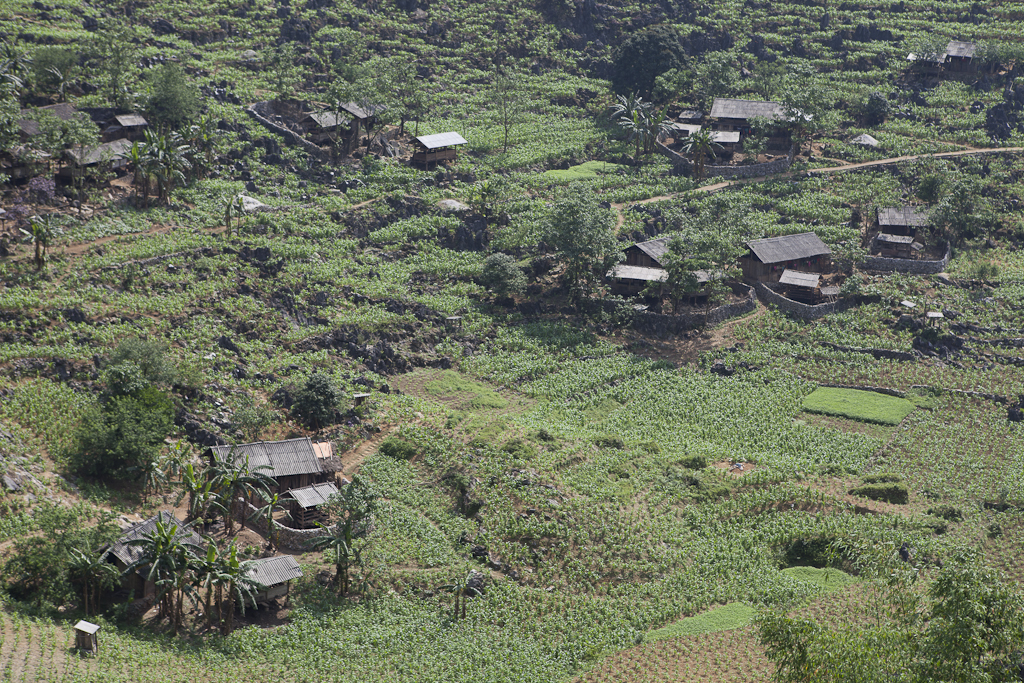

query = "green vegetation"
[781,566,857,592]
[541,161,627,182]
[803,388,917,426]
[646,603,757,642]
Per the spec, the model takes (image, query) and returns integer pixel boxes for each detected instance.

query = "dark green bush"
[676,454,708,470]
[919,515,949,535]
[927,505,964,522]
[861,472,903,484]
[594,435,624,449]
[290,372,340,428]
[480,253,527,297]
[501,438,537,460]
[379,437,417,461]
[145,63,201,128]
[849,482,909,504]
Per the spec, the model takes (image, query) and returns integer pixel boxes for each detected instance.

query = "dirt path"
[335,423,406,478]
[611,146,1024,229]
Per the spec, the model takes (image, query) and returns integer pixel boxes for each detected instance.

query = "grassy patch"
[802,388,916,426]
[541,161,627,181]
[782,566,858,592]
[645,603,756,642]
[424,370,508,410]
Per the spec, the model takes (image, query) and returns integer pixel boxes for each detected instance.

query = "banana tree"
[21,214,60,270]
[680,129,725,181]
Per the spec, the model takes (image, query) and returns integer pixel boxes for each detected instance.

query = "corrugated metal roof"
[287,481,339,509]
[245,555,303,587]
[74,621,100,634]
[710,98,783,121]
[946,40,975,59]
[746,232,831,264]
[339,102,386,119]
[669,122,701,135]
[66,138,132,166]
[710,131,740,143]
[416,132,468,149]
[779,269,820,289]
[878,207,929,227]
[677,109,703,121]
[209,438,324,478]
[115,114,148,127]
[820,286,841,297]
[876,233,915,245]
[103,512,204,566]
[607,264,668,282]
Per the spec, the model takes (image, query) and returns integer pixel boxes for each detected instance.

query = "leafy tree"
[608,94,672,166]
[4,504,119,610]
[291,372,341,429]
[104,337,179,395]
[611,25,683,96]
[543,186,620,307]
[233,393,276,442]
[660,232,741,317]
[863,91,891,126]
[250,491,282,551]
[69,386,176,480]
[690,51,740,110]
[266,43,304,101]
[480,253,527,298]
[89,22,141,111]
[310,476,378,596]
[930,171,994,248]
[30,47,76,100]
[491,67,526,153]
[146,63,201,129]
[680,128,725,181]
[215,543,264,634]
[777,65,836,155]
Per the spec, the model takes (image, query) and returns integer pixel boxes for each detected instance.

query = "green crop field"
[802,387,918,425]
[0,0,1023,681]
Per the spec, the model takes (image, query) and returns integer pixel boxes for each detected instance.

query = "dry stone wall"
[656,142,796,179]
[862,243,951,274]
[246,102,328,161]
[756,282,860,320]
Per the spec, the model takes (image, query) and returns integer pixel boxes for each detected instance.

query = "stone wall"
[246,102,328,161]
[756,282,860,320]
[656,142,796,179]
[862,243,951,274]
[822,343,918,362]
[593,283,757,335]
[244,501,335,550]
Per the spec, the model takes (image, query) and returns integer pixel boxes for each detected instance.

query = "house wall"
[656,142,795,179]
[756,282,859,320]
[623,247,660,268]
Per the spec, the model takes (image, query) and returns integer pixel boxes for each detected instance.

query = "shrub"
[676,454,708,470]
[480,253,527,297]
[501,438,537,460]
[104,337,178,395]
[862,472,903,484]
[290,372,340,428]
[927,505,964,522]
[379,437,417,461]
[145,63,201,128]
[849,482,909,504]
[594,435,625,449]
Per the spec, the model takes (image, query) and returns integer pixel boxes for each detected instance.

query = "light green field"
[645,602,757,642]
[802,388,916,426]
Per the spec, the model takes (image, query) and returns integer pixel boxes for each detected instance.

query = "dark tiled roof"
[287,482,339,509]
[416,132,468,149]
[634,236,672,264]
[104,512,204,566]
[878,207,929,227]
[339,102,386,119]
[746,232,831,264]
[710,98,783,121]
[779,269,820,289]
[66,138,132,166]
[209,438,324,478]
[245,555,303,586]
[306,111,349,128]
[876,233,915,245]
[18,103,80,137]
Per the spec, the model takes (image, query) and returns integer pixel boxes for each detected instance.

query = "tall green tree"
[680,129,725,181]
[68,547,120,616]
[146,63,201,130]
[209,451,275,535]
[543,186,621,307]
[611,25,682,96]
[125,519,202,635]
[309,476,378,596]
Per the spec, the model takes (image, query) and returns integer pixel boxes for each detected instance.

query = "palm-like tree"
[209,451,276,535]
[68,547,120,616]
[121,141,151,208]
[439,570,482,621]
[125,519,201,635]
[177,461,224,526]
[223,194,243,236]
[608,94,671,167]
[308,524,364,596]
[214,543,265,635]
[680,129,725,181]
[21,214,60,271]
[249,491,282,552]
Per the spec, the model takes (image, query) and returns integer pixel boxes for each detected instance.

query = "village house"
[16,103,80,141]
[872,206,929,259]
[61,138,133,176]
[299,110,350,145]
[777,269,840,303]
[243,555,303,607]
[709,98,797,148]
[412,132,468,168]
[102,512,205,600]
[284,481,339,529]
[608,236,718,300]
[907,40,993,79]
[101,114,149,143]
[740,232,831,283]
[206,437,329,496]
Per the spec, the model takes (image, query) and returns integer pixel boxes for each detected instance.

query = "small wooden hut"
[74,621,100,654]
[778,269,822,303]
[60,138,132,177]
[606,264,668,296]
[299,111,351,144]
[873,233,922,259]
[623,236,671,268]
[207,438,328,497]
[244,555,303,606]
[741,232,831,283]
[709,98,795,147]
[412,132,467,168]
[284,481,339,529]
[102,114,149,142]
[877,206,928,237]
